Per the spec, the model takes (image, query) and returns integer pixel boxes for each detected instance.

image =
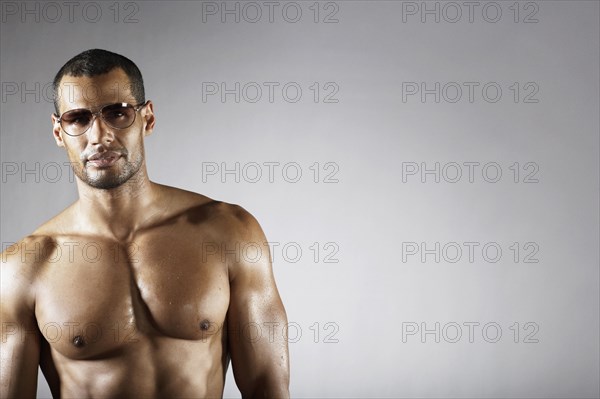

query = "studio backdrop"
[1,1,598,397]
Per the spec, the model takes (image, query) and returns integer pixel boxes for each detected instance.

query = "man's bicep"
[225,212,289,397]
[228,260,290,396]
[0,310,41,398]
[1,247,41,398]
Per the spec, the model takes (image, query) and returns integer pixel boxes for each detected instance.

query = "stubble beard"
[74,149,145,190]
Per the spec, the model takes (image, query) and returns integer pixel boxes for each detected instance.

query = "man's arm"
[1,238,43,399]
[226,206,290,398]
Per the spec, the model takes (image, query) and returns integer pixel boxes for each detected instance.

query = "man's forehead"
[57,68,135,111]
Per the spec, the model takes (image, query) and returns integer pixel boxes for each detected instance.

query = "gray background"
[1,0,598,397]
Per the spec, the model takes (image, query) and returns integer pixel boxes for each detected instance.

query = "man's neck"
[74,167,165,241]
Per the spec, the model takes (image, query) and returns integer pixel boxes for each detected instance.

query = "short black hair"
[53,49,145,114]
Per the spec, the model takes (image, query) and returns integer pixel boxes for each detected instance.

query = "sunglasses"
[55,101,149,137]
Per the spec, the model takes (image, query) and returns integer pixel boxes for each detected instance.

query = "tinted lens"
[101,103,136,129]
[60,109,93,136]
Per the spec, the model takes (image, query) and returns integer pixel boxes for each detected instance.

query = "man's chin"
[82,168,136,189]
[85,179,127,190]
[72,154,143,190]
[80,168,126,189]
[82,167,143,190]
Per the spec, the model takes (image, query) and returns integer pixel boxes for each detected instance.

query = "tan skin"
[0,68,290,398]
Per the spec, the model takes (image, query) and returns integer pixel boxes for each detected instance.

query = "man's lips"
[86,151,122,167]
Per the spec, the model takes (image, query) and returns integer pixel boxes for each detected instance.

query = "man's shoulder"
[168,190,272,277]
[2,199,79,276]
[0,234,57,294]
[163,185,264,240]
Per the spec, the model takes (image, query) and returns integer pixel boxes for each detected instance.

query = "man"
[1,49,290,398]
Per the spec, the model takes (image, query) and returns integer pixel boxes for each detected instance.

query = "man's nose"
[86,114,115,145]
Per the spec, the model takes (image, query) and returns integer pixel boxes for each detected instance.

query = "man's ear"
[142,100,155,137]
[51,113,65,147]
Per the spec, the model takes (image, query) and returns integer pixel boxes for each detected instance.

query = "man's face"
[52,68,154,190]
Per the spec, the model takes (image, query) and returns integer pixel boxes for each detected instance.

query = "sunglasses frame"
[55,101,149,137]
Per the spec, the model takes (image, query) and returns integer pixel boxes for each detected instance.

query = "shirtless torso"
[2,184,289,398]
[1,51,289,398]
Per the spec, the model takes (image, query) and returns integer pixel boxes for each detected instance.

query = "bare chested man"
[1,49,290,398]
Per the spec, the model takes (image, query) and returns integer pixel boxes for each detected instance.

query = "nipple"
[199,319,211,331]
[72,335,86,347]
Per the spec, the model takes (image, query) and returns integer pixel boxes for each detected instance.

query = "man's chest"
[34,231,231,359]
